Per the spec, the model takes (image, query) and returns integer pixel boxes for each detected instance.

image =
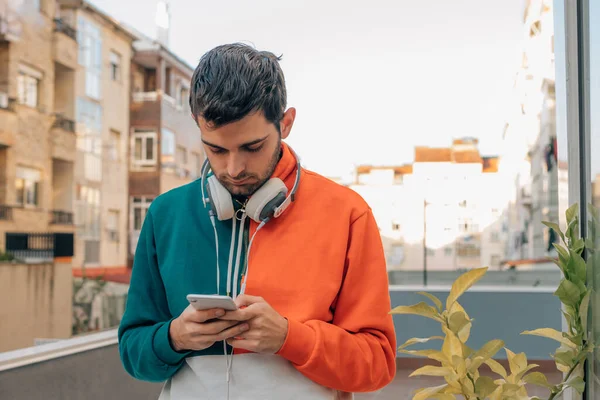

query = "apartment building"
[501,0,567,263]
[56,0,135,272]
[350,138,505,272]
[128,24,205,263]
[0,0,77,252]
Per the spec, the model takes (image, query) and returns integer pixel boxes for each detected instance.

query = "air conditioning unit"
[0,92,8,109]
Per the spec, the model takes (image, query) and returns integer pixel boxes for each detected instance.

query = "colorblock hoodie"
[118,143,397,399]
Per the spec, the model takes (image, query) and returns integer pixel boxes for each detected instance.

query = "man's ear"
[279,108,296,140]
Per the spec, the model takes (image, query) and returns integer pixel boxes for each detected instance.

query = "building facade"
[0,0,77,252]
[57,0,135,272]
[351,138,505,273]
[128,27,205,263]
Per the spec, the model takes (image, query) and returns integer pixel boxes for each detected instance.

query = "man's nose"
[227,154,246,179]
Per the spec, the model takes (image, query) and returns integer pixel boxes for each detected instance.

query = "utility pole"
[423,198,428,286]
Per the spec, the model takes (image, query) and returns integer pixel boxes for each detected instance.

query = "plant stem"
[547,350,584,400]
[466,374,480,400]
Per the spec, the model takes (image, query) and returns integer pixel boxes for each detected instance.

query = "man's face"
[197,110,295,197]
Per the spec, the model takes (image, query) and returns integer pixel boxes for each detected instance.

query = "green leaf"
[446,267,487,309]
[543,221,565,243]
[485,358,507,379]
[568,250,587,283]
[553,243,569,271]
[430,394,456,400]
[562,310,576,335]
[505,348,528,375]
[410,365,453,378]
[474,376,498,398]
[580,290,591,337]
[573,238,586,253]
[417,291,443,312]
[565,376,586,394]
[398,336,444,350]
[585,238,595,251]
[554,348,576,367]
[522,328,578,348]
[413,384,449,400]
[566,203,579,227]
[391,302,443,322]
[523,371,552,388]
[554,279,581,307]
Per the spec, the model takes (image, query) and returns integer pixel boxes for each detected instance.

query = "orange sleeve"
[276,209,397,392]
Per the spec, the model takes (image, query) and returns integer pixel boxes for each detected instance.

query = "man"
[118,43,396,399]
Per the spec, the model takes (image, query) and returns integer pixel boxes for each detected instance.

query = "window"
[76,185,100,239]
[76,98,102,154]
[490,231,501,243]
[444,247,453,256]
[33,0,41,10]
[132,130,157,167]
[176,145,187,165]
[109,51,121,82]
[392,222,401,231]
[106,210,119,241]
[17,64,41,108]
[161,129,176,167]
[132,197,153,231]
[108,129,121,162]
[78,16,102,99]
[490,254,501,267]
[426,247,435,256]
[15,167,40,207]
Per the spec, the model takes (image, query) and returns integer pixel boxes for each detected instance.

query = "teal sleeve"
[118,209,191,382]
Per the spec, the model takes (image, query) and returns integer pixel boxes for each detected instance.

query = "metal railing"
[52,115,76,133]
[0,205,12,221]
[50,210,74,225]
[5,232,74,260]
[132,91,158,102]
[53,18,77,41]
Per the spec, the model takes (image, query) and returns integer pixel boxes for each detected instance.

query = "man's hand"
[219,294,288,353]
[169,305,250,352]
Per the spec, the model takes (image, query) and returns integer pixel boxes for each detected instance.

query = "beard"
[217,137,282,198]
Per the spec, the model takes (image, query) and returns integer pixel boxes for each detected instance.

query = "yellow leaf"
[448,302,472,342]
[391,302,443,322]
[430,395,456,400]
[442,327,463,359]
[399,349,448,363]
[399,336,444,350]
[448,311,470,340]
[515,363,539,382]
[521,328,578,349]
[452,355,466,378]
[413,384,449,400]
[475,376,498,399]
[485,359,507,379]
[446,267,488,310]
[410,365,454,378]
[468,339,504,372]
[417,291,443,311]
[580,290,591,337]
[523,372,552,388]
[506,349,527,376]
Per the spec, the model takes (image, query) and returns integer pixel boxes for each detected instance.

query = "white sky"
[91,0,526,178]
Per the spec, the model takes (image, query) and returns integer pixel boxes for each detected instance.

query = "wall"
[0,261,72,352]
[390,288,562,360]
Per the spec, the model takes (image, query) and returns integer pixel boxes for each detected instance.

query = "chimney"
[155,0,170,47]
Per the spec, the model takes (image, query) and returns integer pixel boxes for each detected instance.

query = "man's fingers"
[194,319,238,335]
[219,307,255,321]
[187,307,226,323]
[234,294,264,307]
[205,322,249,342]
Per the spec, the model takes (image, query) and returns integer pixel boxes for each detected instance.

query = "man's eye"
[246,145,264,153]
[210,148,226,154]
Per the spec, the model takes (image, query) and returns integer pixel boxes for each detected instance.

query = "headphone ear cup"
[245,178,287,223]
[207,175,235,220]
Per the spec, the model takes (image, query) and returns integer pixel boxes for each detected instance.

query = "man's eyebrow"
[201,135,269,150]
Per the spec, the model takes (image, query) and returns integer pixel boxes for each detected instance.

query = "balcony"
[52,18,78,70]
[131,91,161,127]
[51,115,76,162]
[5,232,74,262]
[0,6,21,42]
[0,94,17,147]
[50,210,74,225]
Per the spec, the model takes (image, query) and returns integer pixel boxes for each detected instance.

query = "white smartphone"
[186,294,238,311]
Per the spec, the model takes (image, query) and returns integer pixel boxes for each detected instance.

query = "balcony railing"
[0,6,21,42]
[53,18,77,41]
[52,115,76,133]
[5,232,74,261]
[50,210,74,225]
[132,91,158,102]
[0,205,12,221]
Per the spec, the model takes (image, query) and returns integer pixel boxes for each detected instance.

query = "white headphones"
[200,146,302,223]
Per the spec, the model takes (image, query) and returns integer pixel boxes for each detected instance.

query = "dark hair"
[189,43,287,131]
